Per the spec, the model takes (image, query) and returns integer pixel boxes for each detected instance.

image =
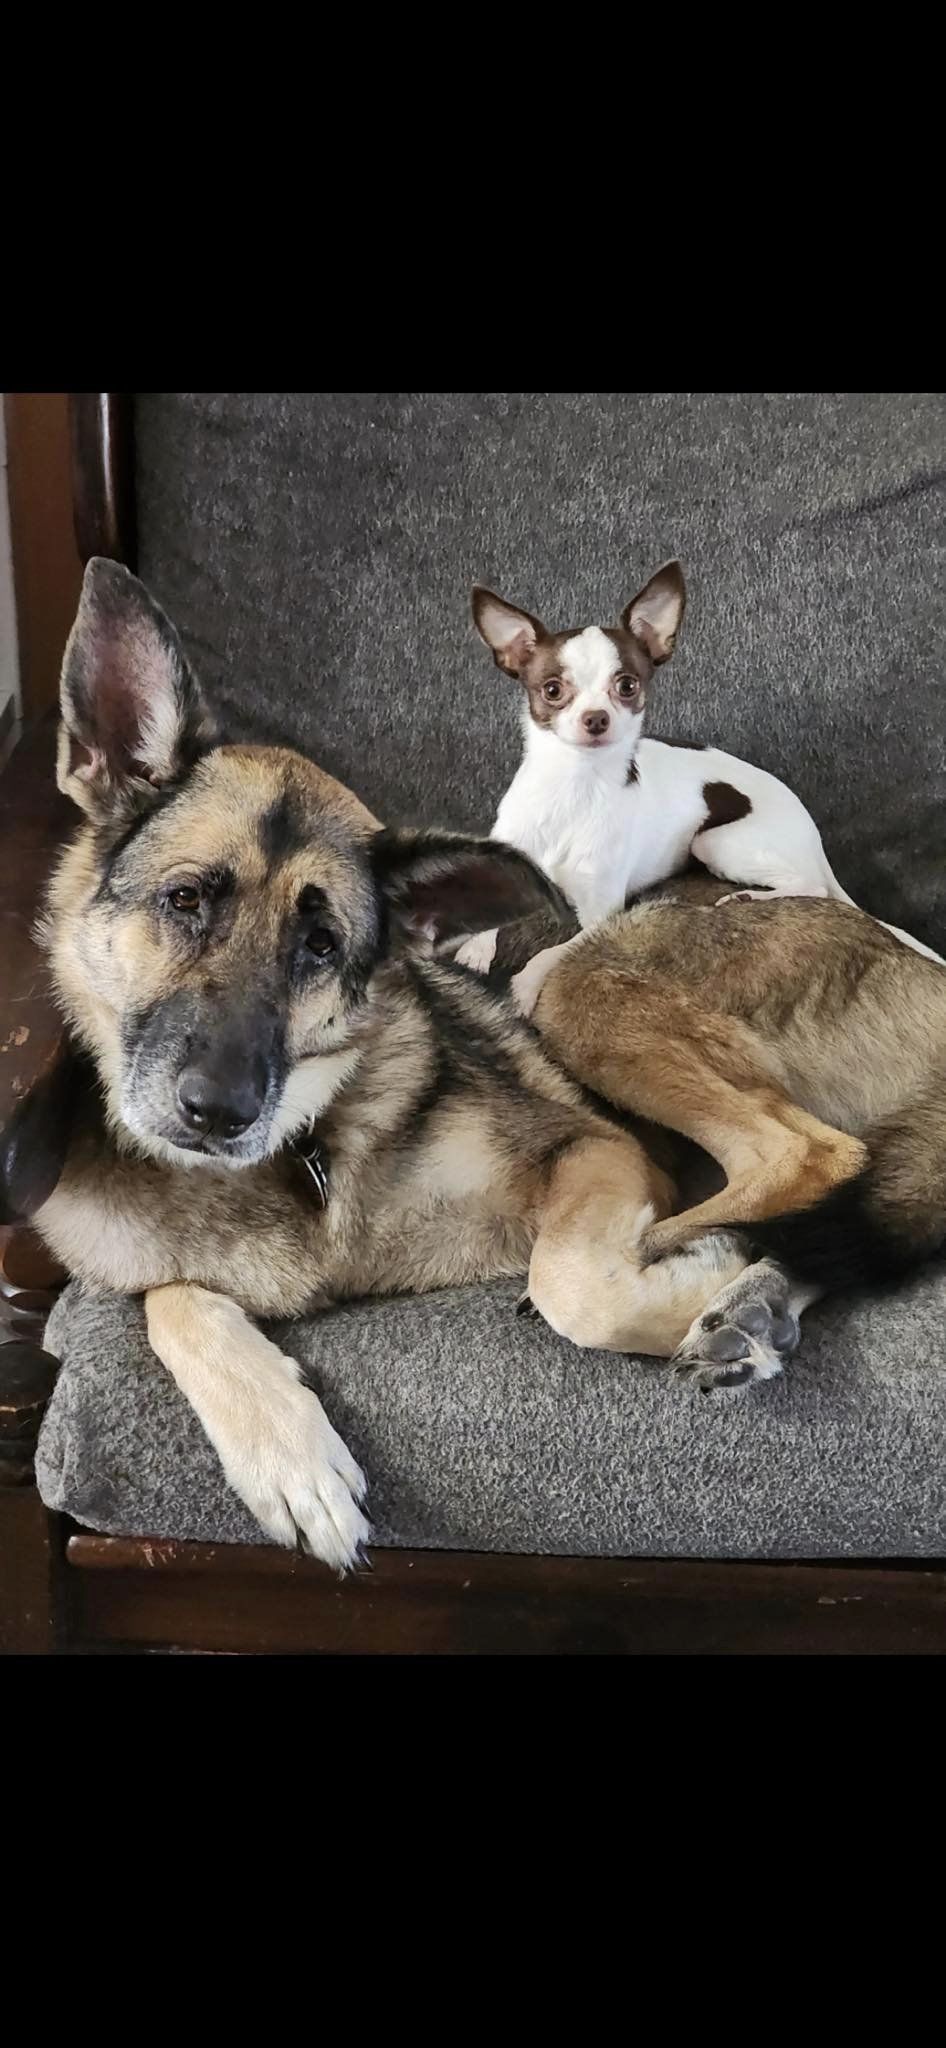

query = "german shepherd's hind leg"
[670,1259,822,1391]
[527,1135,754,1358]
[531,961,867,1264]
[638,1094,866,1266]
[145,1283,370,1572]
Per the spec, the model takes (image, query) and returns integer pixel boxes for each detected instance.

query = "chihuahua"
[456,561,941,1008]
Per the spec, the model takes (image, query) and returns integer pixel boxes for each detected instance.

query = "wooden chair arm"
[0,877,78,1223]
[0,1006,72,1474]
[0,399,127,1565]
[0,1228,65,1643]
[0,916,71,1472]
[0,718,72,1492]
[0,1259,64,1486]
[0,716,76,1223]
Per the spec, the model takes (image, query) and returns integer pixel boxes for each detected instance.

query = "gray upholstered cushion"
[37,1268,946,1557]
[135,391,946,947]
[35,392,946,1555]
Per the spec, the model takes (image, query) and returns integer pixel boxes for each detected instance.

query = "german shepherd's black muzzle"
[123,993,287,1160]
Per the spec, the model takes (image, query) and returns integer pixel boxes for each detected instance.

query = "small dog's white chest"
[544,797,635,913]
[550,781,697,921]
[501,774,639,917]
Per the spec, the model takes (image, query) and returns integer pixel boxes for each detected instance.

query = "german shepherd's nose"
[176,1061,268,1140]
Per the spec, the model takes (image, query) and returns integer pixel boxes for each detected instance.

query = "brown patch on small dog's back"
[701,780,752,830]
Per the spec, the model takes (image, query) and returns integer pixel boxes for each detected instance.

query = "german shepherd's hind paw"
[671,1274,801,1392]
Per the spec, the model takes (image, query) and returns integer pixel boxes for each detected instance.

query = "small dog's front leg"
[145,1283,370,1571]
[715,883,828,905]
[510,938,580,1018]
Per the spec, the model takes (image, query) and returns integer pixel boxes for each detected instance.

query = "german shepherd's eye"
[296,888,338,965]
[167,885,201,915]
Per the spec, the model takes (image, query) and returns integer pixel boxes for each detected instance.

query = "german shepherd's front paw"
[671,1275,800,1393]
[225,1385,370,1572]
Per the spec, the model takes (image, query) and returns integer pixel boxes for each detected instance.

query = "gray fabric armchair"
[19,393,946,1624]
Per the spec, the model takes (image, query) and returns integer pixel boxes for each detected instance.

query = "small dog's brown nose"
[582,710,610,737]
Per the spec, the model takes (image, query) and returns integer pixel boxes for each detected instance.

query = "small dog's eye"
[616,677,639,700]
[305,926,337,960]
[168,885,201,914]
[543,680,563,702]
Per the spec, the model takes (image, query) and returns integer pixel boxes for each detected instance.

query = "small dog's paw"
[455,928,499,976]
[227,1384,370,1572]
[716,885,829,906]
[510,944,569,1018]
[671,1295,800,1393]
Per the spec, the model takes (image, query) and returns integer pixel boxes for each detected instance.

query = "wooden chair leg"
[0,1488,65,1653]
[0,1224,68,1653]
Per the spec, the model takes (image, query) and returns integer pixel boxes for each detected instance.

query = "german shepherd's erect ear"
[370,829,569,945]
[57,558,217,823]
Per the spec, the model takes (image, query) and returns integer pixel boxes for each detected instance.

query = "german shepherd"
[24,561,946,1569]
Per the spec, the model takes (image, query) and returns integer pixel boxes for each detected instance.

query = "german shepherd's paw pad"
[455,928,499,976]
[232,1392,370,1572]
[671,1295,800,1393]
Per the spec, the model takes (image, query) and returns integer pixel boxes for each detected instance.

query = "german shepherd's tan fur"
[27,561,946,1568]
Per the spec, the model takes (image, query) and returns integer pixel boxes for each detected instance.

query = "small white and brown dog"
[456,561,942,1010]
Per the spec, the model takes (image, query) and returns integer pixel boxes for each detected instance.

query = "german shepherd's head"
[42,561,563,1169]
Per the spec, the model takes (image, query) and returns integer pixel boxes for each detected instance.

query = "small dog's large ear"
[57,558,217,821]
[471,586,546,678]
[371,829,569,944]
[622,561,686,665]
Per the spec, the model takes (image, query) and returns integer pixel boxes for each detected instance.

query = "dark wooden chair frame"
[2,394,945,1655]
